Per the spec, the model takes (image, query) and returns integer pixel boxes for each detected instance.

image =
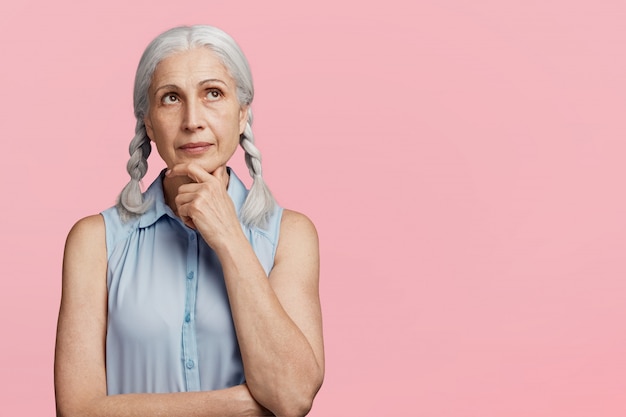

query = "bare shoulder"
[63,214,106,277]
[67,214,105,236]
[278,209,318,245]
[279,209,318,239]
[274,209,319,266]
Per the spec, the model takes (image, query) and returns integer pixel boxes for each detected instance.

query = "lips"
[180,142,212,149]
[179,142,213,154]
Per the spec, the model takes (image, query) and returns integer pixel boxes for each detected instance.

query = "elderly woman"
[54,25,324,417]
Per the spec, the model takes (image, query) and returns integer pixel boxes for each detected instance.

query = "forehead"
[151,48,234,87]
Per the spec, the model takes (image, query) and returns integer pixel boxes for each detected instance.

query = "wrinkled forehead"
[150,48,235,87]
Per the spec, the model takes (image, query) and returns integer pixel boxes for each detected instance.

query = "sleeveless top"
[101,169,283,394]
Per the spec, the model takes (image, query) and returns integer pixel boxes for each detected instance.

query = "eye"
[161,93,179,105]
[206,89,222,101]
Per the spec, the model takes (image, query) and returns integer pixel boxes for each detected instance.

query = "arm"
[171,165,325,417]
[54,215,272,417]
[218,209,325,417]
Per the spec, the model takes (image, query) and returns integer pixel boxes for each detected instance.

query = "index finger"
[212,165,229,183]
[166,163,213,183]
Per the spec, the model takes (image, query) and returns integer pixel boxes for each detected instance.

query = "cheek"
[214,109,244,137]
[149,115,176,140]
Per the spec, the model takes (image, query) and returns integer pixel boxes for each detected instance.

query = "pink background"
[1,1,625,415]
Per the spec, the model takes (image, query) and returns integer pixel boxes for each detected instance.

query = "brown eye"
[162,94,179,104]
[206,89,221,101]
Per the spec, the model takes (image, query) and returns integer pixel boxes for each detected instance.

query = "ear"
[144,115,154,141]
[238,105,249,135]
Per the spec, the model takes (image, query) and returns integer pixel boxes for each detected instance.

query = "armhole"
[270,206,284,261]
[100,209,114,261]
[100,206,132,262]
[246,205,284,275]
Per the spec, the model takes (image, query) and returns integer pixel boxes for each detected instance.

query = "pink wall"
[1,1,625,415]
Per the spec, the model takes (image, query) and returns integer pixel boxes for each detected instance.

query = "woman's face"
[144,47,248,173]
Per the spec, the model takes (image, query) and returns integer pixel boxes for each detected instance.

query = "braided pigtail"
[239,110,276,228]
[116,119,154,221]
[116,25,273,224]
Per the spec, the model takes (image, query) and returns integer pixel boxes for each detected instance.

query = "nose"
[182,100,207,131]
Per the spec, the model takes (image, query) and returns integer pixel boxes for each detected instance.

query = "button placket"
[181,231,200,391]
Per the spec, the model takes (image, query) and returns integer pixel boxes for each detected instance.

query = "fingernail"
[165,169,171,176]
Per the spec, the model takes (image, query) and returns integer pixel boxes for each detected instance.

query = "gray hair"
[117,25,276,228]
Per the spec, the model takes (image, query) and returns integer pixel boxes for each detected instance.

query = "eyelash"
[160,89,223,105]
[206,88,223,101]
[161,93,179,105]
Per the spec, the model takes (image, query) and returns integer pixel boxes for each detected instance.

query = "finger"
[212,164,227,180]
[173,190,195,208]
[176,203,197,229]
[176,182,203,196]
[211,165,231,189]
[166,163,213,183]
[182,216,196,230]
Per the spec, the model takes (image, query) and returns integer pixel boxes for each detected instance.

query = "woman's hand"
[166,163,243,250]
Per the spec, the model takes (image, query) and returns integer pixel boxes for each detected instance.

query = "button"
[190,234,196,241]
[187,271,194,280]
[186,359,195,369]
[185,313,191,323]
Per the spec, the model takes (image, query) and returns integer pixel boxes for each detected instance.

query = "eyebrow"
[153,79,229,97]
[199,78,229,87]
[153,84,179,97]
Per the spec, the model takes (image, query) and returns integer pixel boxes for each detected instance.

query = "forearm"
[57,384,270,417]
[215,236,322,416]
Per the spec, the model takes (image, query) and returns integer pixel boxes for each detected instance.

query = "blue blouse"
[101,169,282,394]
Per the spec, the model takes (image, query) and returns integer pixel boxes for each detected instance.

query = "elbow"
[273,397,313,417]
[272,368,324,417]
[246,356,324,417]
